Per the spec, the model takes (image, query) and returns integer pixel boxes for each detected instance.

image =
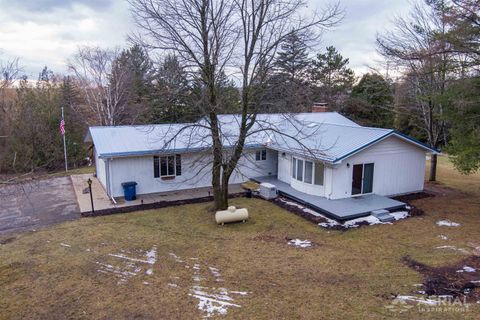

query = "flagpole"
[62,106,68,172]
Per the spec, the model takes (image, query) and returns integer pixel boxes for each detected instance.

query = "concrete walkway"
[0,176,80,236]
[71,174,245,213]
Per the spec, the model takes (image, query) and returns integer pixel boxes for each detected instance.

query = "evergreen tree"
[310,46,355,110]
[343,73,394,128]
[150,55,195,123]
[445,77,480,174]
[265,31,312,112]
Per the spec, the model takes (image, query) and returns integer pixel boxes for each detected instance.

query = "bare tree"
[69,46,134,126]
[376,0,456,181]
[129,0,342,209]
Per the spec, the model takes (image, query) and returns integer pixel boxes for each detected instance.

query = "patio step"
[371,209,395,222]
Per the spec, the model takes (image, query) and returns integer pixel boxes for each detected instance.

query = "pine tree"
[344,73,395,128]
[265,31,312,112]
[310,46,355,110]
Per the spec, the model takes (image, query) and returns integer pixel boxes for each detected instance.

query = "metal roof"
[86,112,437,162]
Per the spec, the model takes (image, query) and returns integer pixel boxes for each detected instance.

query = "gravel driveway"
[0,176,80,236]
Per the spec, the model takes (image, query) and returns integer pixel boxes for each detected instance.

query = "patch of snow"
[189,285,245,318]
[193,275,203,282]
[287,239,312,248]
[395,295,443,306]
[145,246,157,264]
[390,211,409,220]
[98,246,158,285]
[60,243,71,247]
[143,281,150,285]
[343,215,383,228]
[169,252,184,263]
[168,283,179,288]
[209,267,224,282]
[457,266,476,273]
[436,220,460,227]
[435,245,471,255]
[439,235,448,240]
[193,264,201,270]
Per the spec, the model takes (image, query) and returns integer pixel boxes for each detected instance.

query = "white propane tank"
[215,206,249,225]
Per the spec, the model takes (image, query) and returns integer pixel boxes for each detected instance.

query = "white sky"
[0,0,412,79]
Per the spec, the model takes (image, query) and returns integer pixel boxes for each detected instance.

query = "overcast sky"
[0,0,411,79]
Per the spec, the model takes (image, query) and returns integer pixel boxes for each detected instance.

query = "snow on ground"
[319,211,410,229]
[287,239,312,248]
[435,245,471,255]
[277,197,410,229]
[60,243,71,247]
[436,220,460,227]
[457,266,476,273]
[97,246,157,284]
[167,252,249,318]
[393,295,452,306]
[439,235,449,240]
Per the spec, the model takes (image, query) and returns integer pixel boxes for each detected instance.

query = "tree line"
[0,0,478,183]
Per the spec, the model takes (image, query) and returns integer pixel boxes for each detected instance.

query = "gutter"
[97,144,267,159]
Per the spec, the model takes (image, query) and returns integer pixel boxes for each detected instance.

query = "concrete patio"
[252,176,406,221]
[71,174,244,213]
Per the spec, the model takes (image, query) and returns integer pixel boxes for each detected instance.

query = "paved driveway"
[0,176,80,236]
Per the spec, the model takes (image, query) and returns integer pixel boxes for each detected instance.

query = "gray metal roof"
[86,112,436,162]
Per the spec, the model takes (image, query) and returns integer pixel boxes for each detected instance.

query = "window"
[314,162,324,186]
[154,154,182,177]
[256,149,267,161]
[292,157,324,186]
[305,161,313,184]
[296,159,303,181]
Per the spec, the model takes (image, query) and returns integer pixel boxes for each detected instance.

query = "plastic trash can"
[121,181,137,201]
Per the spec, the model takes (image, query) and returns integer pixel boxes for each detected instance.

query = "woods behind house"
[0,0,478,178]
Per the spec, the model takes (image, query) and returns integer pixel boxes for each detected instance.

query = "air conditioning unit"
[259,183,278,200]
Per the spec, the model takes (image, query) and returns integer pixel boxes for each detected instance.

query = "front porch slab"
[252,176,406,221]
[71,173,244,213]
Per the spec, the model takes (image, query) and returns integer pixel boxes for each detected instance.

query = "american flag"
[60,117,65,136]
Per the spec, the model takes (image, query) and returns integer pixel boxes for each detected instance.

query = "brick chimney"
[312,102,329,113]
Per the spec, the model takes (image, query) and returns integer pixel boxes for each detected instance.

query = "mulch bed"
[82,192,247,217]
[403,255,480,302]
[269,197,330,225]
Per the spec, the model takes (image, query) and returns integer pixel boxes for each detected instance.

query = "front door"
[351,163,374,195]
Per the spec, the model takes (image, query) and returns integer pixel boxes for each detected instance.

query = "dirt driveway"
[0,176,80,236]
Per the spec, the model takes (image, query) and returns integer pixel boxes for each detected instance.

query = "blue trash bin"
[121,181,137,201]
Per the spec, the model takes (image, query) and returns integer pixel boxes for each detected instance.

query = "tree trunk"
[212,169,229,210]
[429,153,437,182]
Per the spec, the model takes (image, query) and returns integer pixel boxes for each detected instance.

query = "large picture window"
[154,154,182,178]
[292,157,324,186]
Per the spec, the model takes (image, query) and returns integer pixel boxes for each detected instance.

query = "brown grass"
[0,158,479,319]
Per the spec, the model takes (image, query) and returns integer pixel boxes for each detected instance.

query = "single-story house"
[85,111,437,203]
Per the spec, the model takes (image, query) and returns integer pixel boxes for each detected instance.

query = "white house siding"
[94,147,107,190]
[277,152,291,184]
[330,136,426,199]
[107,149,277,198]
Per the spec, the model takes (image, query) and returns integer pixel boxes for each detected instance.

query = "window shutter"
[153,156,160,178]
[176,154,182,176]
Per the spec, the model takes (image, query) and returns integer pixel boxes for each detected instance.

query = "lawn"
[0,157,479,319]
